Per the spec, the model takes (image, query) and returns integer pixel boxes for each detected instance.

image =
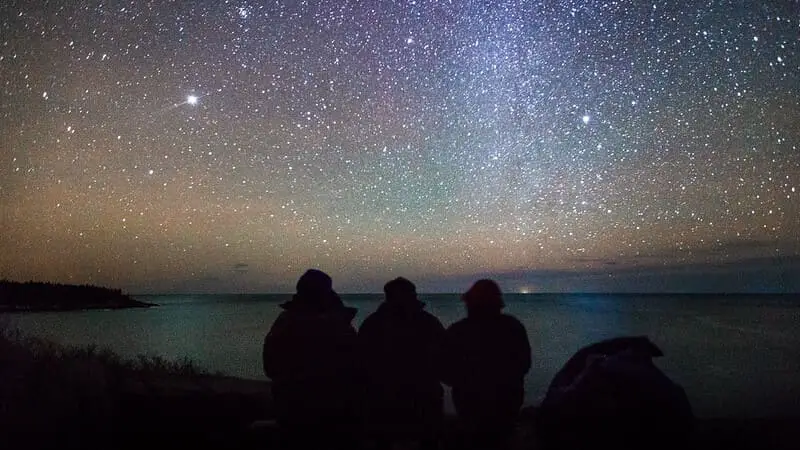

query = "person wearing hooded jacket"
[358,277,446,450]
[442,279,531,450]
[262,269,360,450]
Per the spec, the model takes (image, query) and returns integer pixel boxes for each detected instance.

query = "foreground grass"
[0,324,208,426]
[0,324,271,449]
[1,327,211,376]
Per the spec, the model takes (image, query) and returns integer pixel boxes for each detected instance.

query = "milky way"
[1,1,798,293]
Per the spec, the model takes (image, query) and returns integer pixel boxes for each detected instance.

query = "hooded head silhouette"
[296,269,334,297]
[281,269,354,316]
[462,279,505,314]
[383,277,420,302]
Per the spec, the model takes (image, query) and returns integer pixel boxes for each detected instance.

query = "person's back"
[262,269,359,449]
[443,279,531,450]
[359,277,445,449]
[445,313,530,403]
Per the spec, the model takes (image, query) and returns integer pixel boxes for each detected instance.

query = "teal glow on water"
[7,294,800,418]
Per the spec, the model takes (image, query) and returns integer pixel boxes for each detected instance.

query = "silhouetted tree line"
[0,280,152,311]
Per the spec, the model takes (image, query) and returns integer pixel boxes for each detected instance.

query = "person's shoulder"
[270,310,292,325]
[358,309,383,332]
[499,312,524,323]
[413,310,445,336]
[418,308,444,326]
[499,313,527,330]
[446,316,470,333]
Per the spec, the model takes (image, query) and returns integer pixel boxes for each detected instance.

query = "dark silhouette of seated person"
[442,279,531,450]
[262,269,360,449]
[358,277,446,450]
[536,336,694,450]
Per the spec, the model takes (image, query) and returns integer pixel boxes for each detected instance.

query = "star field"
[1,1,798,293]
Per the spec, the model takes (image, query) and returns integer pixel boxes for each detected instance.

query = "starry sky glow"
[1,1,798,293]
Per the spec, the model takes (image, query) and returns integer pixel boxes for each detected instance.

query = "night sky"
[1,1,798,294]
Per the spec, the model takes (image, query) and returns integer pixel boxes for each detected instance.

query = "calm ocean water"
[6,293,800,418]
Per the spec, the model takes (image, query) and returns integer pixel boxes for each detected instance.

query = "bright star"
[582,115,591,124]
[187,95,198,105]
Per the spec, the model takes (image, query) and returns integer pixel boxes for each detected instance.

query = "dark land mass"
[0,330,797,450]
[0,280,155,312]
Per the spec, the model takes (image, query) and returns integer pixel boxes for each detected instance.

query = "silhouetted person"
[359,277,446,450]
[262,269,360,450]
[536,336,694,450]
[442,279,531,450]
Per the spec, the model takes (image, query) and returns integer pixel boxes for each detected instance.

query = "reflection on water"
[6,294,800,417]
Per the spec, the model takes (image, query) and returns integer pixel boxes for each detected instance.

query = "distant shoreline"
[0,280,157,312]
[0,302,155,313]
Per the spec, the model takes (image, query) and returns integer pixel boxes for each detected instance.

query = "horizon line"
[130,291,800,296]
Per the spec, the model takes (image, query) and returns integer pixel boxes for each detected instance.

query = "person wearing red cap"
[262,269,360,450]
[442,279,531,450]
